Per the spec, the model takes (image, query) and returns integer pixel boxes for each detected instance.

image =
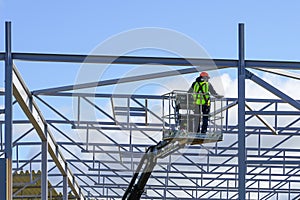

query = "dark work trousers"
[194,104,210,133]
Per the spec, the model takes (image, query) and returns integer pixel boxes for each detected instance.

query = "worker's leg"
[201,105,210,133]
[194,105,201,132]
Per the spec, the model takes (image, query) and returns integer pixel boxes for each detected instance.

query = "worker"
[188,71,221,133]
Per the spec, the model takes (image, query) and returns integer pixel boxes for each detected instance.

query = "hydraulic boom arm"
[123,140,185,200]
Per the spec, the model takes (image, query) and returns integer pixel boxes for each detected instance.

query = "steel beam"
[32,66,300,95]
[0,159,7,199]
[4,21,13,200]
[12,65,84,199]
[245,103,278,135]
[245,110,300,115]
[238,23,246,200]
[246,160,300,165]
[38,92,164,99]
[41,124,48,200]
[246,70,300,111]
[253,67,300,80]
[9,52,300,70]
[63,176,68,200]
[0,52,5,60]
[63,163,68,200]
[12,52,237,66]
[30,63,300,96]
[32,65,229,95]
[246,60,300,70]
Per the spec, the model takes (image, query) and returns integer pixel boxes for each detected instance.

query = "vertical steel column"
[63,163,68,200]
[238,23,246,200]
[41,124,48,199]
[0,123,3,150]
[4,21,13,200]
[0,158,7,198]
[130,125,133,171]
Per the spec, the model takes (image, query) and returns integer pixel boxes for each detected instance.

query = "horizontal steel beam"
[77,170,300,179]
[73,126,161,131]
[6,52,300,70]
[247,160,300,165]
[0,53,4,60]
[13,160,300,171]
[12,141,300,154]
[37,92,165,99]
[2,51,300,72]
[80,183,300,193]
[1,119,298,132]
[246,60,300,70]
[12,91,300,105]
[245,110,300,115]
[35,92,300,104]
[10,149,300,161]
[12,52,237,67]
[12,65,85,199]
[33,92,300,103]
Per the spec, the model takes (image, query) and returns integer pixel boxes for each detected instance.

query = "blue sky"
[0,1,300,93]
[1,1,300,60]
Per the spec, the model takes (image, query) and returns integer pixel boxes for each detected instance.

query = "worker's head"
[199,71,210,81]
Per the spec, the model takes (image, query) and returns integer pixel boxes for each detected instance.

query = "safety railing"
[162,90,224,144]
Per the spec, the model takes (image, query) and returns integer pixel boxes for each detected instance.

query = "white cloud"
[218,70,300,101]
[220,73,237,98]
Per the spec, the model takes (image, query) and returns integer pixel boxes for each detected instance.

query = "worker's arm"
[188,81,195,93]
[209,83,223,98]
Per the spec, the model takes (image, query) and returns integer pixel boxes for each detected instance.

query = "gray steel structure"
[0,22,300,199]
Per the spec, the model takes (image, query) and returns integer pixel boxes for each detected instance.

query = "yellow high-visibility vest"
[193,81,210,106]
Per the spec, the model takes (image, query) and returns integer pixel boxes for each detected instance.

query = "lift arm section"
[123,140,184,200]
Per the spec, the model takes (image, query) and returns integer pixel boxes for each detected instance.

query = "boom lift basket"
[162,90,223,145]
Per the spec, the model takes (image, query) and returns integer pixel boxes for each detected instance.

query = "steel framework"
[0,22,300,199]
